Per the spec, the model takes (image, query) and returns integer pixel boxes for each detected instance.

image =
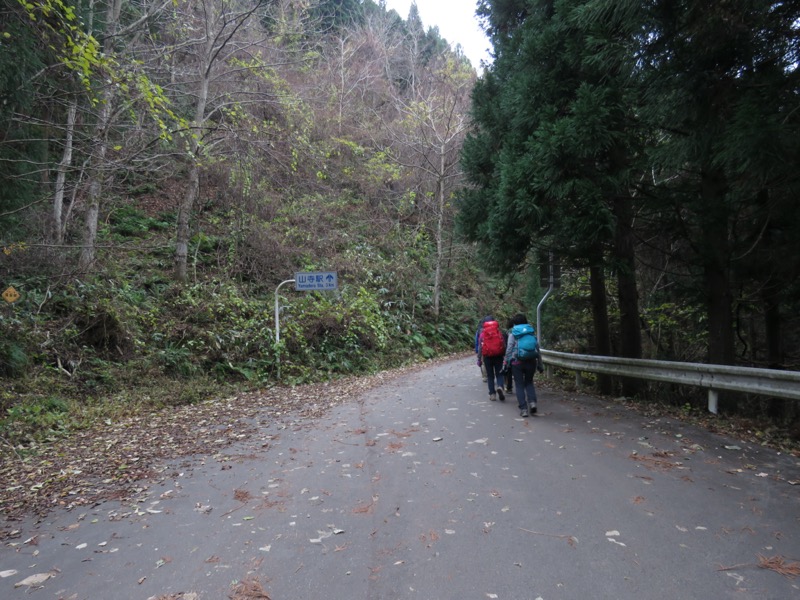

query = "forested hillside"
[1,0,799,449]
[0,0,512,443]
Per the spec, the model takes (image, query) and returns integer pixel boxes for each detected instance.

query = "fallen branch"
[718,554,800,579]
[519,528,578,547]
[0,435,22,460]
[219,503,246,519]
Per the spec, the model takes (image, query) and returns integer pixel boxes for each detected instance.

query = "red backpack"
[481,320,504,357]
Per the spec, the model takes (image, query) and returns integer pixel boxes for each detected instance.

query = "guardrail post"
[575,371,582,388]
[708,390,719,415]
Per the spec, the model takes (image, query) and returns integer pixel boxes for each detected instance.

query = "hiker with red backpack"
[478,316,507,402]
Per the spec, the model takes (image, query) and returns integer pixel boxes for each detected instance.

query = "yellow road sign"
[2,286,21,303]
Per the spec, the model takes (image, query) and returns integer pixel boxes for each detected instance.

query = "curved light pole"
[274,279,295,345]
[536,251,557,346]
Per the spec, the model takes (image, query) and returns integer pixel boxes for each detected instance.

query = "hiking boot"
[497,388,505,402]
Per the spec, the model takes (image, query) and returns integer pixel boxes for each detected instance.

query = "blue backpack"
[512,324,540,360]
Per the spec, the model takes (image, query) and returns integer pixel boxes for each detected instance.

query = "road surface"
[2,357,799,599]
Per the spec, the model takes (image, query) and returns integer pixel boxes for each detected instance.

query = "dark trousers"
[512,359,538,410]
[483,355,505,395]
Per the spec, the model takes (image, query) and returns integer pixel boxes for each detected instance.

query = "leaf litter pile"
[0,360,437,539]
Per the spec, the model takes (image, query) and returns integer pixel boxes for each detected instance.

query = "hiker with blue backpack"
[503,313,544,417]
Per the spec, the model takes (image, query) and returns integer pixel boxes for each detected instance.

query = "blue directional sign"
[295,271,338,291]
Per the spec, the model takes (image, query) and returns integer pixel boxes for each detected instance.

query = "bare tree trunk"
[78,0,122,274]
[432,146,446,316]
[79,82,113,273]
[174,31,211,282]
[53,100,76,245]
[168,0,266,281]
[175,163,200,282]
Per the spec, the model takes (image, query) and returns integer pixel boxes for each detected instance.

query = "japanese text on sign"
[295,271,338,291]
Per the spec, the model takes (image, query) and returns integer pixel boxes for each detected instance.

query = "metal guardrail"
[540,349,800,414]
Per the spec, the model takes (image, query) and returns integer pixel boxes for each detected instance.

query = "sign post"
[274,271,339,345]
[537,252,558,348]
[274,279,295,346]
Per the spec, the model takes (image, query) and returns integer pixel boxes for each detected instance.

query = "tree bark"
[763,288,783,369]
[701,171,734,367]
[79,0,122,274]
[175,164,200,282]
[614,194,643,395]
[589,258,613,395]
[174,11,212,283]
[53,100,76,246]
[432,145,445,316]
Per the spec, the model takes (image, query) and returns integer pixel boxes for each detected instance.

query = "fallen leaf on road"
[229,576,271,599]
[14,571,55,588]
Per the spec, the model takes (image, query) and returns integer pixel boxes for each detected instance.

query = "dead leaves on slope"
[0,362,431,535]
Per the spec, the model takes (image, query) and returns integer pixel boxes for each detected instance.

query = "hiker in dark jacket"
[503,313,543,417]
[474,315,491,382]
[503,317,514,394]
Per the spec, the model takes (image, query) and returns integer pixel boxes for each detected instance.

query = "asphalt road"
[2,356,800,599]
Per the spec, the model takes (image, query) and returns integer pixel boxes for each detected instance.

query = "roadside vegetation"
[1,0,799,521]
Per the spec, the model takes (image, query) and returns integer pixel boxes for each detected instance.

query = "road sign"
[2,286,21,303]
[295,271,338,291]
[538,252,561,289]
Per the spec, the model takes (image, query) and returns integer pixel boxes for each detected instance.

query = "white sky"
[382,0,492,70]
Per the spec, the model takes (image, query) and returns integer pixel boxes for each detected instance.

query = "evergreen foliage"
[461,0,800,411]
